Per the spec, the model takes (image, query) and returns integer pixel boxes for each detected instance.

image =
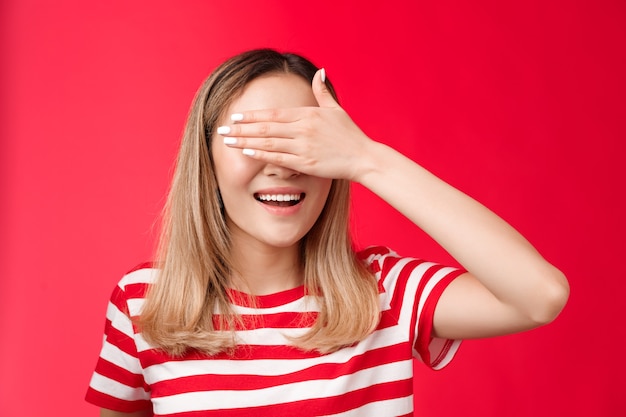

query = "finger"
[223,136,297,154]
[312,68,340,109]
[228,107,300,124]
[240,148,302,170]
[216,122,292,139]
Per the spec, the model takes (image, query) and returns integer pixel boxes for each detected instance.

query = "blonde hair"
[139,49,380,355]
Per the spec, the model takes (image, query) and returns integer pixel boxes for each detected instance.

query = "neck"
[229,238,303,296]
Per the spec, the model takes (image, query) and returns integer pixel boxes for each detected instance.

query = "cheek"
[309,179,333,214]
[317,179,333,200]
[212,145,259,191]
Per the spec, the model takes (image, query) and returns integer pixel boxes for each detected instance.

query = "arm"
[354,140,569,339]
[218,69,569,339]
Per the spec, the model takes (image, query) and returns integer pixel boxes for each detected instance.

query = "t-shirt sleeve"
[85,281,152,412]
[412,264,465,370]
[359,246,465,371]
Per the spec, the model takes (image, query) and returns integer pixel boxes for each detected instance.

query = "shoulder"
[100,263,159,320]
[108,262,158,309]
[357,245,415,278]
[357,245,400,268]
[357,246,463,290]
[357,246,408,292]
[118,262,158,289]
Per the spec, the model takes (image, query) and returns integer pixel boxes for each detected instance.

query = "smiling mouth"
[254,193,305,207]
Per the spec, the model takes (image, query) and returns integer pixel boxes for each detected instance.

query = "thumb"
[312,68,340,108]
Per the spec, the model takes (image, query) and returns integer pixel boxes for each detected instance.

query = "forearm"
[355,140,568,322]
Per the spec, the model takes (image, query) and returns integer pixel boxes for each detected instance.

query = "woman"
[86,49,569,417]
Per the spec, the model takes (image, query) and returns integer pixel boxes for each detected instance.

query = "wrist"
[351,139,386,184]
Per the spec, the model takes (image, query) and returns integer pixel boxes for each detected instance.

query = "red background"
[1,1,624,416]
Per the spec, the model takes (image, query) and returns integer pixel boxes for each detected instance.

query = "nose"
[263,163,301,179]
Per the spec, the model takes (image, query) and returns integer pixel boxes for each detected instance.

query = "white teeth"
[257,194,301,202]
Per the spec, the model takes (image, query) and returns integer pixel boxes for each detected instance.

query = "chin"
[263,237,303,249]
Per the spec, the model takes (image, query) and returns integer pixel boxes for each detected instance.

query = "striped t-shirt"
[86,246,465,416]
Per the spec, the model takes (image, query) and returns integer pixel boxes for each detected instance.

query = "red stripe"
[212,311,317,331]
[109,285,130,314]
[123,281,151,300]
[150,342,412,397]
[356,245,391,261]
[376,259,429,332]
[370,260,381,274]
[227,285,306,308]
[378,310,400,329]
[95,358,146,389]
[126,261,155,274]
[85,388,152,413]
[408,263,444,345]
[373,255,399,294]
[379,255,402,289]
[104,318,140,358]
[140,343,325,368]
[387,259,428,328]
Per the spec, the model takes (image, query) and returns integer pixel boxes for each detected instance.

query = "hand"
[217,69,374,181]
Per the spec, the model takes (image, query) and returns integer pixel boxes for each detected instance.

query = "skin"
[101,70,569,417]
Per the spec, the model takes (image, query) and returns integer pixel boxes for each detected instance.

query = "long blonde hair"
[139,49,380,355]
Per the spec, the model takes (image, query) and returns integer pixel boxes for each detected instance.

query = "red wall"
[1,1,624,416]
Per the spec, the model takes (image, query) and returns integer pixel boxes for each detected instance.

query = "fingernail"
[217,126,230,135]
[242,149,255,156]
[230,113,244,121]
[223,137,237,145]
[321,68,326,83]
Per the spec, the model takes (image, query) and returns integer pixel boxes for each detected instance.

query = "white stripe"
[234,326,309,345]
[393,261,457,326]
[376,255,412,310]
[415,265,459,320]
[380,257,440,315]
[100,340,143,374]
[119,267,157,287]
[152,359,413,414]
[134,326,313,356]
[135,332,155,352]
[127,298,145,317]
[89,372,149,401]
[106,301,134,338]
[391,260,436,327]
[230,295,322,314]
